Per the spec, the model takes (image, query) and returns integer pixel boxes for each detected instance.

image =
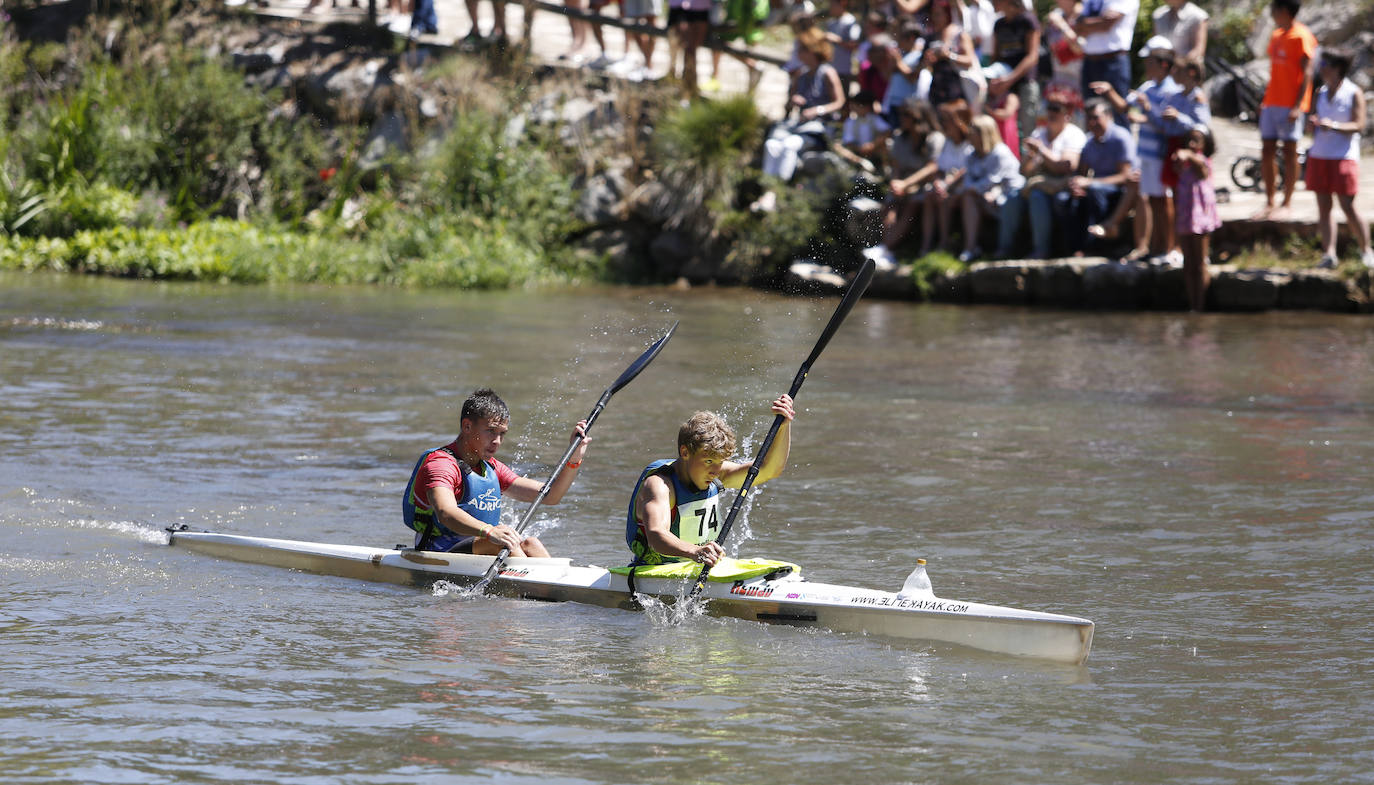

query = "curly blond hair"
[677,411,737,457]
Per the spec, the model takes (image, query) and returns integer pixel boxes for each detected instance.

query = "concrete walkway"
[249,0,1373,257]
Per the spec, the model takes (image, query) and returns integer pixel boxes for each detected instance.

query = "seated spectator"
[987,0,1040,142]
[758,28,847,199]
[871,99,946,264]
[921,99,975,255]
[837,90,894,173]
[955,115,1025,261]
[1027,99,1137,257]
[824,0,865,93]
[1152,0,1208,61]
[1001,91,1087,258]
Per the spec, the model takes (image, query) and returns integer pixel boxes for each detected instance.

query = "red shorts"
[1304,157,1359,196]
[1159,136,1185,190]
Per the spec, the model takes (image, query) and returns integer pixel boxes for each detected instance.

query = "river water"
[2,271,1372,784]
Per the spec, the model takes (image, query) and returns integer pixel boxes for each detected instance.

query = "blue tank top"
[403,447,503,551]
[625,458,723,566]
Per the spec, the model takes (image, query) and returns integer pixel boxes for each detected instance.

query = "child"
[1160,55,1212,194]
[982,61,1021,159]
[1170,127,1220,311]
[1255,0,1317,221]
[838,90,893,174]
[625,396,796,567]
[1306,48,1373,268]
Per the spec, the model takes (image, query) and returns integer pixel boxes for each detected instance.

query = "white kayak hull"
[166,530,1094,665]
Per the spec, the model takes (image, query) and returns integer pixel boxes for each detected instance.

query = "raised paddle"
[474,322,679,592]
[688,259,876,599]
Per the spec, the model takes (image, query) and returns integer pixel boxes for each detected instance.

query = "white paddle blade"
[897,559,933,599]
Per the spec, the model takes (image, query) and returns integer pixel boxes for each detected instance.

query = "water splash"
[70,518,168,544]
[637,583,709,628]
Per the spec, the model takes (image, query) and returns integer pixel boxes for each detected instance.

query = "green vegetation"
[0,9,596,288]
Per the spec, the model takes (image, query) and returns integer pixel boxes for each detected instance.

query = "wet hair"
[460,388,510,425]
[1270,0,1301,18]
[1320,48,1352,80]
[1189,126,1217,157]
[678,411,737,457]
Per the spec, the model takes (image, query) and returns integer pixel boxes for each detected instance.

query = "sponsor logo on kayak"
[786,593,801,599]
[730,582,774,598]
[852,595,970,613]
[500,568,529,578]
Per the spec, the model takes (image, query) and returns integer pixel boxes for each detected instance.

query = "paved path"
[251,0,1374,252]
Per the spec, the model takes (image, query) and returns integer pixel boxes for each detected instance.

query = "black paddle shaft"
[690,260,876,596]
[475,322,679,589]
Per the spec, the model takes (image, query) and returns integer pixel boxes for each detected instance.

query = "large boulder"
[1082,259,1153,309]
[1210,267,1289,311]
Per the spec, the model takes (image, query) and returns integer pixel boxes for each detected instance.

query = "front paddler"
[404,388,590,556]
[626,395,796,567]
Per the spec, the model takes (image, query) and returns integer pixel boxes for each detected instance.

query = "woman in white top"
[921,99,975,255]
[955,115,1025,261]
[1304,49,1372,268]
[998,92,1087,258]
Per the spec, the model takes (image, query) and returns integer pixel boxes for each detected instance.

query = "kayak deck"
[165,529,1094,665]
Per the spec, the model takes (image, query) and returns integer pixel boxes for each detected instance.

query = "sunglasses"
[1047,104,1066,113]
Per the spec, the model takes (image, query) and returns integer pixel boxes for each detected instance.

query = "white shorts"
[1139,155,1171,198]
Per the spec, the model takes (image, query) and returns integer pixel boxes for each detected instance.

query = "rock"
[928,269,971,303]
[1082,259,1153,309]
[1277,269,1364,311]
[1210,267,1289,311]
[626,181,673,226]
[1027,258,1087,307]
[649,230,696,279]
[868,263,917,300]
[359,111,409,168]
[574,171,628,226]
[843,196,884,248]
[967,261,1031,305]
[1149,264,1189,310]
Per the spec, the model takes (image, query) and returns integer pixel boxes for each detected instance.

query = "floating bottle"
[897,558,933,599]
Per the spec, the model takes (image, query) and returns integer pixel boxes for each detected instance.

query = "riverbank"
[3,3,1372,312]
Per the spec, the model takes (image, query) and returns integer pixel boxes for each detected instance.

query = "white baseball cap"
[1137,35,1175,59]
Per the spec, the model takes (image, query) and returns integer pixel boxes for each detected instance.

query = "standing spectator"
[1255,0,1317,221]
[1170,126,1220,310]
[882,22,932,124]
[1043,0,1085,118]
[987,0,1040,142]
[707,0,768,93]
[923,0,981,111]
[1306,49,1373,268]
[668,0,713,95]
[961,0,998,62]
[874,99,946,263]
[955,115,1025,261]
[1031,99,1137,257]
[1152,0,1208,61]
[408,0,439,36]
[1160,55,1212,192]
[1075,0,1138,112]
[617,0,662,81]
[836,90,893,173]
[1000,90,1086,258]
[982,62,1021,158]
[921,99,975,255]
[459,0,502,44]
[1090,36,1180,263]
[824,0,865,94]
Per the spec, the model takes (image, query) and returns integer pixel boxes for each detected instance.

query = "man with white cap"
[1088,34,1182,263]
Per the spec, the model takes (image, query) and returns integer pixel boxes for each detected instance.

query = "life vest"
[402,446,503,551]
[625,458,723,566]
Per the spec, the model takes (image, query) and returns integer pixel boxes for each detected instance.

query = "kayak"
[164,527,1094,665]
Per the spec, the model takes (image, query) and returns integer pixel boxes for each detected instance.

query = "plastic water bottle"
[897,558,933,599]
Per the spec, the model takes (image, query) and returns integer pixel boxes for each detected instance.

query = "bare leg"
[1182,233,1210,311]
[1258,137,1278,216]
[920,196,938,255]
[491,0,506,37]
[1279,140,1298,210]
[1149,195,1169,255]
[960,190,980,252]
[1337,193,1371,256]
[1316,191,1336,258]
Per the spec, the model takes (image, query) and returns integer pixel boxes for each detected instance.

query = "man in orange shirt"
[1255,0,1317,220]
